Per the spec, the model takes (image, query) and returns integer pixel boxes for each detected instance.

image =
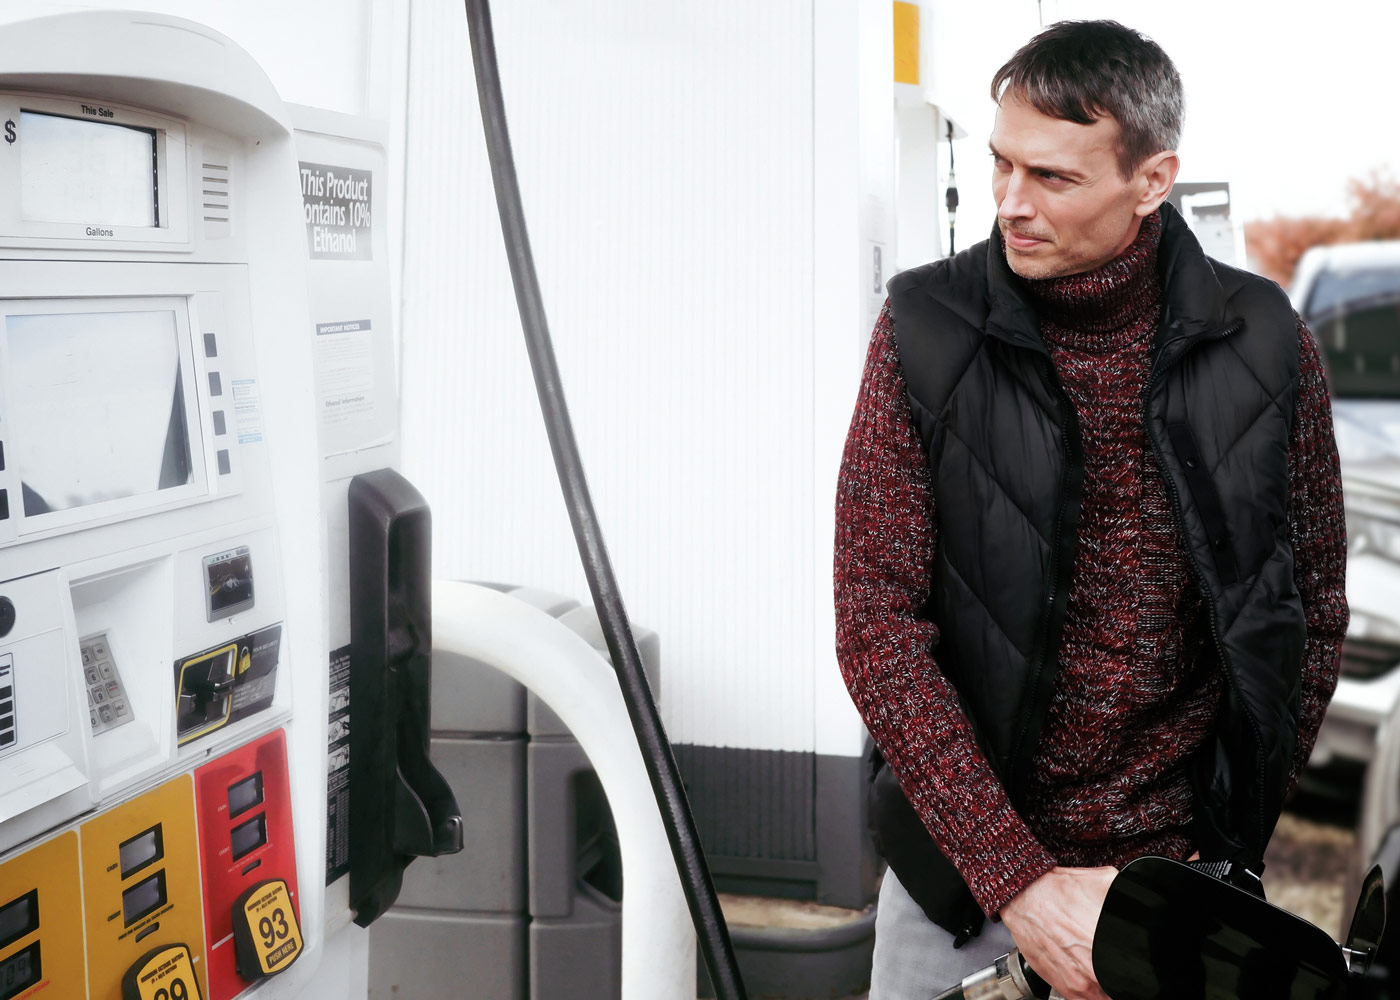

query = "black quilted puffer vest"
[873,203,1305,936]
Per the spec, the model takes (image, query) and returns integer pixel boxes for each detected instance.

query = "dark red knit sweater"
[834,214,1348,917]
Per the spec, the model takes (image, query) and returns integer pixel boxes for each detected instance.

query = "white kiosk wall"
[398,0,894,907]
[0,8,403,999]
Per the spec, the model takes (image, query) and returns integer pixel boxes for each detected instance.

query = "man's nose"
[997,171,1035,222]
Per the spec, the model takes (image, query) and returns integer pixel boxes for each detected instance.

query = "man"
[834,20,1347,1000]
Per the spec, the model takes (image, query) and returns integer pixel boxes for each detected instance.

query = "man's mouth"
[1003,227,1050,250]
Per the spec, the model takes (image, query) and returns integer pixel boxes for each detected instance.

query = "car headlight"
[1348,508,1400,563]
[1343,507,1400,678]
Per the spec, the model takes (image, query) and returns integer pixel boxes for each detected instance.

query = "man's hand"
[999,865,1117,1000]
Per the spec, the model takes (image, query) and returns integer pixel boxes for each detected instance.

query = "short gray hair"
[991,20,1183,179]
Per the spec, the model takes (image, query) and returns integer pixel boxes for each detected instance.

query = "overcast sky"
[937,0,1400,240]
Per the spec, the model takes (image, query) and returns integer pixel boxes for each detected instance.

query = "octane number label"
[131,944,203,1000]
[241,880,302,974]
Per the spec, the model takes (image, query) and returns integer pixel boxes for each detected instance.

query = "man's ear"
[1135,150,1180,217]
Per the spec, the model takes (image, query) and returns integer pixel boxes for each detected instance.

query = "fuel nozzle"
[931,946,1059,1000]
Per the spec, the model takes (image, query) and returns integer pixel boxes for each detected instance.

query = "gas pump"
[0,7,457,998]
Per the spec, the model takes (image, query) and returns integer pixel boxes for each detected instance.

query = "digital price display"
[0,942,39,1000]
[227,774,263,819]
[119,825,164,879]
[230,816,266,862]
[0,891,38,1000]
[122,871,167,927]
[19,110,158,228]
[0,891,37,950]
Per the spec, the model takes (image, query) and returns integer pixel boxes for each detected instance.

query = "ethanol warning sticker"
[241,880,302,974]
[300,161,371,260]
[127,943,203,1000]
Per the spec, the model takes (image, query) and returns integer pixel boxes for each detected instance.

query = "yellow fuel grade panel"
[82,775,208,1000]
[0,830,85,999]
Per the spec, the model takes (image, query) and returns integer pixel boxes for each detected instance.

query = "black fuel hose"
[462,2,748,997]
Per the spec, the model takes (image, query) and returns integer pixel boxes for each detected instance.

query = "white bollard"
[431,580,697,1000]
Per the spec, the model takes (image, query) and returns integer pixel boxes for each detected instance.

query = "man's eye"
[1038,170,1063,182]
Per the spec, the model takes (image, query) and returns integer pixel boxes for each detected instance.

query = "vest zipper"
[1007,356,1083,796]
[1140,320,1268,859]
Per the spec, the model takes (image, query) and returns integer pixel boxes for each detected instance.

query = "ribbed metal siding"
[674,744,816,863]
[399,0,816,752]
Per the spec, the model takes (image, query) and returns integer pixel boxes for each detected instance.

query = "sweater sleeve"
[834,302,1056,916]
[1284,316,1349,792]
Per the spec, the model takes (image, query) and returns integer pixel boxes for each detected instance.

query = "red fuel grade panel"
[195,729,300,1000]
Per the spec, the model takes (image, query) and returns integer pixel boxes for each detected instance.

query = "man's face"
[989,91,1150,280]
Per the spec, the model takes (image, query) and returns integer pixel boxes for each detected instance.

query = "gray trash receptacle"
[369,586,652,1000]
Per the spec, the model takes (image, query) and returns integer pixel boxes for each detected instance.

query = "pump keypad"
[82,634,133,735]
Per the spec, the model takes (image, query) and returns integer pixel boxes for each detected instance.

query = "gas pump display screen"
[0,942,38,1000]
[0,891,37,950]
[122,870,166,926]
[19,111,157,228]
[118,825,164,879]
[228,773,264,818]
[230,814,267,861]
[5,307,193,517]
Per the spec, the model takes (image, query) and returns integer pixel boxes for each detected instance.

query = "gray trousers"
[870,868,1017,1000]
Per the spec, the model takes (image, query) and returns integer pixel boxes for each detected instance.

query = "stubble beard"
[1002,236,1072,281]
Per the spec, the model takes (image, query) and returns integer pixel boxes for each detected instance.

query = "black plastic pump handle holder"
[346,468,464,927]
[461,2,747,997]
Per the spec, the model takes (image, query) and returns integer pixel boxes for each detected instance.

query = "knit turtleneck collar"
[1021,210,1163,353]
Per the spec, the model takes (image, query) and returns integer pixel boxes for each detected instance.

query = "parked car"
[1354,686,1400,995]
[1290,240,1400,800]
[1288,241,1400,994]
